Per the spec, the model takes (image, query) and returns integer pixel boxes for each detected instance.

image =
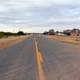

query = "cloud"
[0,0,80,25]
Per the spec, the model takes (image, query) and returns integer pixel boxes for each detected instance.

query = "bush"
[17,31,25,35]
[0,32,5,38]
[43,31,49,35]
[48,29,55,35]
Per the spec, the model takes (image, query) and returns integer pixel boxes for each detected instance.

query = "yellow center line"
[34,38,45,80]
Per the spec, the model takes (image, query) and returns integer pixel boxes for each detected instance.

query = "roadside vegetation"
[0,31,27,38]
[43,28,80,45]
[0,31,31,48]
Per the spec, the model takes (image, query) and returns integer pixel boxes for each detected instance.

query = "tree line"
[43,28,80,36]
[0,31,27,38]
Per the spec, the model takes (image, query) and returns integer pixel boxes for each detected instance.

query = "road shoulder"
[0,35,30,48]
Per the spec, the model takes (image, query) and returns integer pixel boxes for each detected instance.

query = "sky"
[0,0,80,32]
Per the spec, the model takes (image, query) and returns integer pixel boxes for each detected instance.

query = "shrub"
[0,32,5,38]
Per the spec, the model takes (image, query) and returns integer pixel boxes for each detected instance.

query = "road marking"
[34,38,45,80]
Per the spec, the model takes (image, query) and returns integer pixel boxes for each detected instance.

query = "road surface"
[0,34,80,80]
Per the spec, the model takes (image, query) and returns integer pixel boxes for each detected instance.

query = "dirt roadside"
[48,35,80,45]
[0,35,30,48]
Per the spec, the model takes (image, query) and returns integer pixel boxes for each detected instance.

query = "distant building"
[70,29,80,36]
[63,29,71,36]
[56,31,65,36]
[63,29,80,36]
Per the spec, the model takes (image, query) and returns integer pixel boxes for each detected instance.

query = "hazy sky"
[0,0,80,32]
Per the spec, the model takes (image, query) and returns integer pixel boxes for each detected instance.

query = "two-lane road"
[0,34,80,80]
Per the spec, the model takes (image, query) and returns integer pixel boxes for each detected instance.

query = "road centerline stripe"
[34,38,45,80]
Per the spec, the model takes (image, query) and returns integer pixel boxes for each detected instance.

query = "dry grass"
[0,35,30,48]
[48,35,80,45]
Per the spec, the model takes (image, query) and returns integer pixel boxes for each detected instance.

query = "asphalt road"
[0,34,80,80]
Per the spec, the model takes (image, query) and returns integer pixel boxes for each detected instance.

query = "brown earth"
[0,35,30,48]
[48,35,80,45]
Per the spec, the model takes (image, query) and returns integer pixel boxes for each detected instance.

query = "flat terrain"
[0,34,80,80]
[0,36,29,48]
[48,35,80,45]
